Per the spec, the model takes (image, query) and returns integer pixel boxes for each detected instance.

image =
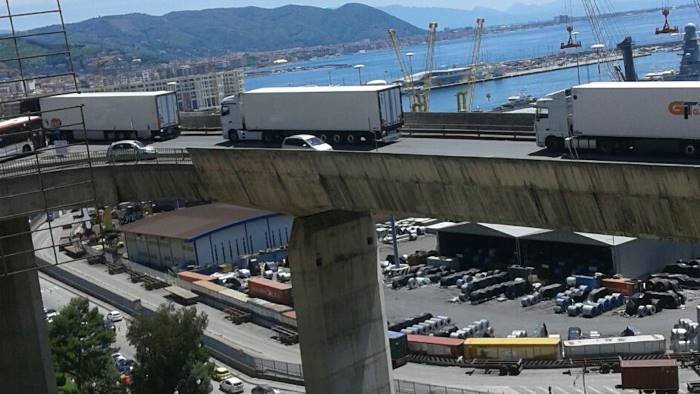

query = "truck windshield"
[536,107,549,119]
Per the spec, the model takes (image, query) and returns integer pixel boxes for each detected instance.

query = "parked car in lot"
[281,134,333,151]
[106,140,157,162]
[44,308,59,323]
[252,384,282,394]
[107,310,123,322]
[219,377,244,394]
[211,366,233,381]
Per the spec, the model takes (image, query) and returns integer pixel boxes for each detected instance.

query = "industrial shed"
[437,223,699,279]
[121,203,293,270]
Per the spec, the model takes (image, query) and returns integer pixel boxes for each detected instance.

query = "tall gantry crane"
[457,17,485,112]
[388,28,418,110]
[580,0,623,81]
[415,22,438,112]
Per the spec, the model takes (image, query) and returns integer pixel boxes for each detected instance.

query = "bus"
[0,115,44,160]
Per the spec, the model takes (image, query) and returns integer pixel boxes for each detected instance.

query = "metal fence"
[394,381,493,394]
[0,148,192,179]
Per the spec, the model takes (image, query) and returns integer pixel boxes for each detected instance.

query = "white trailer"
[562,335,666,358]
[535,82,700,156]
[220,85,403,145]
[39,92,179,141]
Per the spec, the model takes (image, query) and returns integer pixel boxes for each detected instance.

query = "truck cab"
[221,94,254,143]
[534,89,572,150]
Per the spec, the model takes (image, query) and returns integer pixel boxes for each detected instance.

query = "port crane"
[560,0,582,49]
[579,0,623,81]
[656,1,679,35]
[457,17,485,112]
[419,22,439,112]
[388,28,419,111]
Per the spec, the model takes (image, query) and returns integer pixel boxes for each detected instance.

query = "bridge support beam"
[0,216,56,394]
[289,211,393,394]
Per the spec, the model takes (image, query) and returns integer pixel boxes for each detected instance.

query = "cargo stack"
[601,277,638,296]
[463,338,561,361]
[407,335,464,358]
[620,359,678,392]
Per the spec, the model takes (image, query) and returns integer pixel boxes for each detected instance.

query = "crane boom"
[420,22,439,112]
[388,28,417,109]
[457,18,485,112]
[579,0,622,81]
[695,0,700,16]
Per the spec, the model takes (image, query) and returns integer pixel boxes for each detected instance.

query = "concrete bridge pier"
[0,216,57,394]
[288,211,393,394]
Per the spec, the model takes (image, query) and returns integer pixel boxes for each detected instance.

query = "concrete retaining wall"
[189,148,700,242]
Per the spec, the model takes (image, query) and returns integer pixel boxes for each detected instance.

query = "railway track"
[408,352,700,372]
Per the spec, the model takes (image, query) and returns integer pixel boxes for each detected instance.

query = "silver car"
[106,140,157,162]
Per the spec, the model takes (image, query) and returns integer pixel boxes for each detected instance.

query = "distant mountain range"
[19,3,422,64]
[379,0,693,29]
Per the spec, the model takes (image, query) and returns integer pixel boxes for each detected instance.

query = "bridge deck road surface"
[32,211,302,364]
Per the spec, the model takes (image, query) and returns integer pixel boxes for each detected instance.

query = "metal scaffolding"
[0,0,103,278]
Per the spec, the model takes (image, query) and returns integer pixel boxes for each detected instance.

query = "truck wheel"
[22,144,32,153]
[545,136,564,151]
[332,134,342,145]
[682,142,697,157]
[228,130,239,143]
[319,134,329,142]
[346,134,357,145]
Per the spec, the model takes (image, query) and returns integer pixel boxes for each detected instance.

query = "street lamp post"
[354,64,365,85]
[406,51,415,87]
[592,43,605,81]
[573,32,581,85]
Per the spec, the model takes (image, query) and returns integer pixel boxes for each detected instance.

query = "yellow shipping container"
[464,338,561,361]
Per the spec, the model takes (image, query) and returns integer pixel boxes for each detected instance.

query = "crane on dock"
[655,1,679,35]
[695,0,700,17]
[419,22,439,112]
[561,0,582,49]
[579,0,623,81]
[388,28,419,111]
[457,17,485,113]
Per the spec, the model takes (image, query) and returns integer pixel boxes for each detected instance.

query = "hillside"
[24,3,423,63]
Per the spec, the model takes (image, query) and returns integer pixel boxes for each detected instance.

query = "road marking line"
[587,387,602,394]
[536,387,550,393]
[520,387,539,394]
[554,387,570,394]
[604,387,618,394]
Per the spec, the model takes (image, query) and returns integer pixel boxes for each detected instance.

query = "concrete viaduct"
[3,148,700,393]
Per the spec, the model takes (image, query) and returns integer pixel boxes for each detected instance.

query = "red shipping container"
[177,271,214,283]
[620,359,678,390]
[407,335,464,358]
[248,277,293,306]
[601,278,637,296]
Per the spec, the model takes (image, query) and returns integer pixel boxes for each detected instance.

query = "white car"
[281,134,333,151]
[107,310,123,322]
[219,377,244,394]
[106,140,157,162]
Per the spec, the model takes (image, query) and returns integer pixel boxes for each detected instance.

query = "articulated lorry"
[535,81,700,156]
[39,92,179,141]
[220,85,403,145]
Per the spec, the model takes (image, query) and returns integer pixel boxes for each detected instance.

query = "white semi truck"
[39,92,179,141]
[535,81,700,156]
[220,85,403,145]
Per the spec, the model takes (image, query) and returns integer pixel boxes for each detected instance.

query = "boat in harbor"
[491,92,537,112]
[642,23,700,81]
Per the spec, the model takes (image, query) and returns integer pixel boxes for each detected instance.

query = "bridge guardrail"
[0,148,192,179]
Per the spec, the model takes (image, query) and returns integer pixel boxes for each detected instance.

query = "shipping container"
[464,338,561,361]
[407,335,464,358]
[620,359,678,390]
[191,280,228,299]
[220,85,403,144]
[247,277,293,306]
[246,298,292,322]
[601,278,637,296]
[39,92,179,140]
[574,275,599,289]
[388,331,409,360]
[562,335,666,359]
[177,271,214,284]
[279,310,297,328]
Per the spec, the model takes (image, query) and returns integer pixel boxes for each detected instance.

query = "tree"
[127,303,212,394]
[49,297,122,393]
